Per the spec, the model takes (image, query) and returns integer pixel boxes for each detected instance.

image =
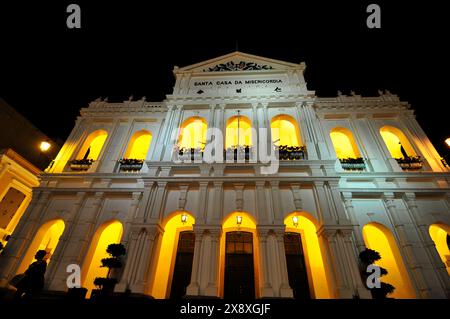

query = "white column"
[46,191,88,290]
[148,182,167,223]
[402,193,450,298]
[163,105,184,161]
[186,227,204,296]
[256,227,274,297]
[273,227,294,298]
[341,192,366,252]
[153,105,174,161]
[255,181,269,224]
[382,193,428,298]
[204,228,221,297]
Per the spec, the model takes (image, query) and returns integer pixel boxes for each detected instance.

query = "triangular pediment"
[174,51,305,73]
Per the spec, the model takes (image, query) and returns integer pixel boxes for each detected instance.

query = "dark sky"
[1,1,449,155]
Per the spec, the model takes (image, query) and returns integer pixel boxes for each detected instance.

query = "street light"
[446,138,450,147]
[40,141,51,152]
[181,213,188,224]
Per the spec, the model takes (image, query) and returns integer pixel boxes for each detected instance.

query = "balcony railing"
[395,156,423,170]
[69,159,94,171]
[172,145,308,163]
[118,158,144,172]
[275,145,307,161]
[339,157,366,171]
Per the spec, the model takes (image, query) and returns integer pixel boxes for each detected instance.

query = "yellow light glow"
[292,216,299,227]
[284,213,332,299]
[330,128,360,159]
[446,138,450,147]
[77,130,108,161]
[40,141,51,152]
[226,116,252,148]
[380,126,415,159]
[151,211,195,299]
[17,219,65,274]
[125,130,152,159]
[362,223,415,298]
[271,115,301,147]
[82,221,123,298]
[429,224,450,275]
[178,117,207,149]
[219,212,259,298]
[236,215,243,225]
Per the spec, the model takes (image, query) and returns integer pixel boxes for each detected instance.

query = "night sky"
[1,1,449,155]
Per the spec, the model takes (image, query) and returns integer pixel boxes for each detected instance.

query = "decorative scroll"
[204,61,273,72]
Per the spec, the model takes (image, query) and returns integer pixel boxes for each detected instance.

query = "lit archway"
[77,130,108,161]
[17,219,65,274]
[150,211,195,299]
[225,115,252,148]
[330,127,361,159]
[124,130,152,160]
[429,223,450,275]
[82,220,123,297]
[284,212,332,298]
[271,115,301,147]
[219,212,259,298]
[178,117,207,149]
[362,223,416,298]
[380,126,415,159]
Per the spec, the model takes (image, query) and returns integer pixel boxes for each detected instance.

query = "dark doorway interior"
[224,231,255,299]
[284,232,311,299]
[169,231,195,299]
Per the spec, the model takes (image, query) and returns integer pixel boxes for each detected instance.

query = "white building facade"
[1,52,449,299]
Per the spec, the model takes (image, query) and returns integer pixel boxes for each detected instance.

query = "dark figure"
[14,250,47,300]
[399,142,408,159]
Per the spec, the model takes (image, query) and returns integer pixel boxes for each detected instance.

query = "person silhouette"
[399,142,408,158]
[14,250,48,300]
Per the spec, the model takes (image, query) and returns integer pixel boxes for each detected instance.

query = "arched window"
[380,126,415,159]
[77,130,108,161]
[362,223,415,298]
[124,130,152,160]
[150,211,195,299]
[429,224,450,275]
[82,220,123,298]
[17,219,65,274]
[225,115,252,148]
[330,127,360,159]
[271,115,301,147]
[177,117,207,149]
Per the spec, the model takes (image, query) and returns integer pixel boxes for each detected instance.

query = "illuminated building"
[0,52,449,299]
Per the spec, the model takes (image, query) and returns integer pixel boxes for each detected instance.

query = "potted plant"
[119,158,144,171]
[70,158,94,171]
[395,156,423,170]
[340,157,365,170]
[93,243,126,297]
[359,248,395,299]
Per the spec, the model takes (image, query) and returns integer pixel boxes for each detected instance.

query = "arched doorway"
[429,223,450,275]
[330,127,361,159]
[82,220,123,298]
[169,230,195,299]
[224,231,255,299]
[284,213,332,299]
[220,212,259,299]
[150,211,195,299]
[225,115,252,148]
[17,219,65,274]
[178,117,207,149]
[362,223,416,298]
[284,232,310,299]
[379,126,415,159]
